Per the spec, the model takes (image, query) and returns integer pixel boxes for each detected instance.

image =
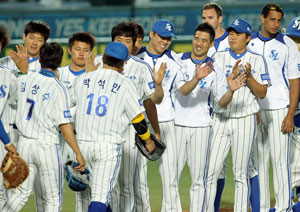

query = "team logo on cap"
[166,23,172,31]
[292,18,300,30]
[233,19,240,26]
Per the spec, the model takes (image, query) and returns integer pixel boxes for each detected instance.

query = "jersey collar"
[68,65,86,76]
[191,57,209,65]
[229,49,247,60]
[39,68,56,78]
[145,47,163,66]
[28,56,39,64]
[258,31,273,42]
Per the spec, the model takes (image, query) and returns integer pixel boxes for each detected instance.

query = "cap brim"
[155,31,177,39]
[284,32,300,38]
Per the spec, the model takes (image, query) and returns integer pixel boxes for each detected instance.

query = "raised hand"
[227,71,247,92]
[232,59,243,79]
[10,44,29,74]
[195,61,213,80]
[85,52,100,72]
[153,62,167,85]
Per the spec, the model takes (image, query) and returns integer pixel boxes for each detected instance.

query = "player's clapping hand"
[227,71,247,92]
[242,62,252,78]
[232,59,243,79]
[10,44,29,74]
[74,153,86,172]
[153,62,167,85]
[195,61,213,80]
[281,115,294,134]
[85,52,100,73]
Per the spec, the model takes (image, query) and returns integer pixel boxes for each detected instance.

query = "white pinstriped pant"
[253,108,292,212]
[0,142,7,209]
[291,126,300,189]
[110,125,151,212]
[150,121,182,212]
[76,141,122,212]
[175,125,211,212]
[205,114,256,212]
[1,136,63,212]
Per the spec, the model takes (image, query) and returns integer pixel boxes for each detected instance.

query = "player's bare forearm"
[287,78,300,119]
[143,98,160,139]
[59,123,82,156]
[218,89,234,108]
[151,84,164,104]
[281,78,299,133]
[247,76,267,99]
[179,75,199,96]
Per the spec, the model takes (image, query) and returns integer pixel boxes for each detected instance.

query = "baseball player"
[92,21,165,212]
[0,20,51,211]
[248,3,300,212]
[175,22,246,212]
[0,25,18,208]
[282,17,300,212]
[0,20,50,145]
[69,41,156,212]
[204,18,269,212]
[1,42,85,212]
[136,19,182,212]
[33,32,98,212]
[201,3,229,57]
[202,4,260,211]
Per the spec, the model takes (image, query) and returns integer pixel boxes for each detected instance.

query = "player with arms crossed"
[204,18,269,212]
[248,3,300,212]
[92,21,165,212]
[136,19,182,212]
[1,42,85,212]
[69,41,156,212]
[175,22,245,212]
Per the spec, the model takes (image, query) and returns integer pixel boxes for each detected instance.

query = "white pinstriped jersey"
[248,32,300,110]
[136,47,181,122]
[175,53,227,127]
[70,69,144,144]
[207,31,230,57]
[0,65,16,116]
[11,69,72,144]
[94,55,155,101]
[212,49,270,118]
[0,56,41,75]
[0,56,41,126]
[58,65,86,89]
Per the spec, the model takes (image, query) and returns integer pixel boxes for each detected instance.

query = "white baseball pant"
[205,114,256,212]
[253,108,292,212]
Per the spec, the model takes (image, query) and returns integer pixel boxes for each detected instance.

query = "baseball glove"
[64,161,90,192]
[135,133,166,161]
[0,152,29,189]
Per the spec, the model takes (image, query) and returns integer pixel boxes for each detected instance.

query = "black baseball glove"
[135,133,166,161]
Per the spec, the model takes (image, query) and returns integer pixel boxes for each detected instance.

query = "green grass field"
[20,151,276,212]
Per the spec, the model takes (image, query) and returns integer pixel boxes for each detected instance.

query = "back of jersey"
[15,72,72,144]
[71,69,144,144]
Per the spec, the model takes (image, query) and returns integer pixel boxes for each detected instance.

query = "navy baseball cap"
[104,42,129,61]
[227,18,252,35]
[285,17,300,38]
[152,19,176,38]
